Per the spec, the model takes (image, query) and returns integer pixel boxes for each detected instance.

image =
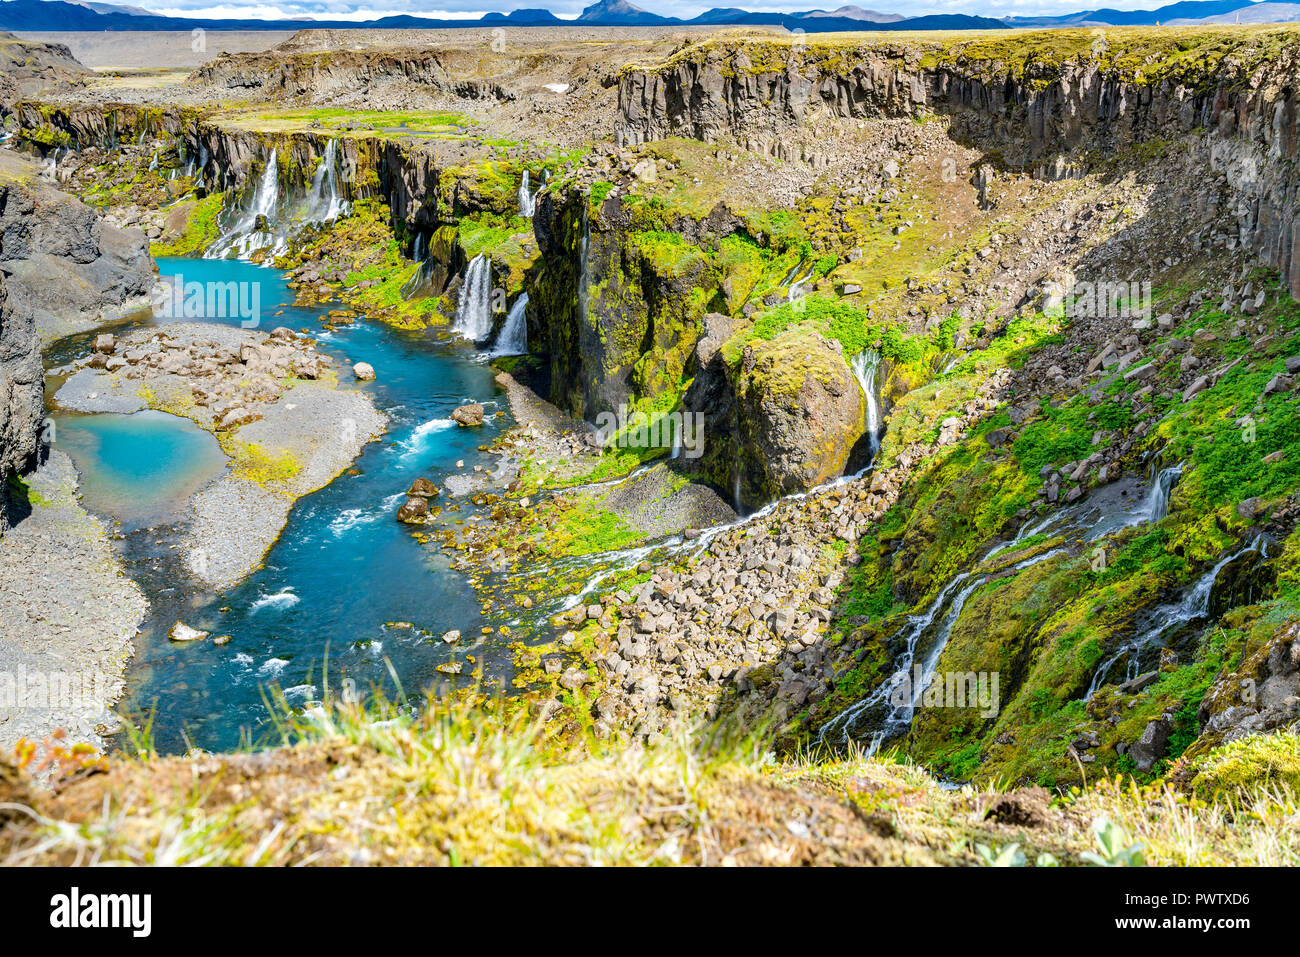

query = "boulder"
[353,361,376,381]
[683,325,865,507]
[451,403,485,427]
[1129,717,1172,771]
[406,477,440,498]
[396,496,429,524]
[168,621,209,643]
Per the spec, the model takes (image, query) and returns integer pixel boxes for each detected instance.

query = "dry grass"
[3,699,1298,866]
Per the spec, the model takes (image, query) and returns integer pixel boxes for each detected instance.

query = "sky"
[109,0,1194,23]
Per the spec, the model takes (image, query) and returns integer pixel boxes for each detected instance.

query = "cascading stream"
[817,462,1204,749]
[517,170,536,218]
[849,348,883,461]
[1145,462,1184,522]
[454,253,495,342]
[492,293,529,356]
[818,547,1067,750]
[1085,535,1268,698]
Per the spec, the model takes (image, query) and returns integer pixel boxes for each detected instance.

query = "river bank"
[0,451,147,754]
[52,318,387,590]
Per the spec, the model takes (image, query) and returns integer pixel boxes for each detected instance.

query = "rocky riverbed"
[53,321,385,589]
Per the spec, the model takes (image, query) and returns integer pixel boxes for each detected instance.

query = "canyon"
[0,23,1299,865]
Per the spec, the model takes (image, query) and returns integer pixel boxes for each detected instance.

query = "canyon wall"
[0,158,154,528]
[617,38,1300,297]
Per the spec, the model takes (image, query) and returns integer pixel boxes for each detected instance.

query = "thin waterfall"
[517,170,536,218]
[1145,463,1183,522]
[850,348,882,460]
[1086,536,1267,698]
[820,547,1067,750]
[578,208,590,328]
[786,265,813,304]
[401,232,437,299]
[492,293,529,356]
[205,149,282,260]
[454,254,495,341]
[305,139,348,223]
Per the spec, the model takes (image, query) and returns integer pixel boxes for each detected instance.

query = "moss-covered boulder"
[732,326,865,503]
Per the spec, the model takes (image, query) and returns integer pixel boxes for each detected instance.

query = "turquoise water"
[54,411,228,531]
[49,257,513,753]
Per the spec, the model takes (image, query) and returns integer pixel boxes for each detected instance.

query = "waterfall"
[148,151,159,172]
[492,293,529,356]
[820,547,1067,748]
[579,209,590,327]
[305,139,348,223]
[205,149,283,260]
[204,144,352,261]
[517,170,536,218]
[1086,536,1267,698]
[454,254,495,341]
[249,150,280,221]
[850,349,882,460]
[1145,463,1183,522]
[401,235,437,299]
[786,266,813,305]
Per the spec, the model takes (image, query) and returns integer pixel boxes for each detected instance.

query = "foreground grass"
[3,699,1298,866]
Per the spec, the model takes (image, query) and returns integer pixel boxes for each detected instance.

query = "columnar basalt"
[617,32,1300,297]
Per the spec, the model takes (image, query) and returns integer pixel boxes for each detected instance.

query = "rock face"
[685,325,864,507]
[532,191,736,420]
[0,271,42,532]
[0,159,154,341]
[0,32,88,109]
[1199,621,1300,746]
[188,48,515,105]
[617,37,1300,298]
[0,157,153,530]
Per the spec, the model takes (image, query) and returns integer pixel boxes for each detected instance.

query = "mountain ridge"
[3,0,1297,32]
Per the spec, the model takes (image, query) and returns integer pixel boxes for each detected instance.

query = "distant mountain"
[480,8,564,24]
[0,0,1285,34]
[1005,0,1264,26]
[689,7,754,24]
[1168,0,1300,21]
[576,0,676,25]
[71,0,152,13]
[796,6,907,22]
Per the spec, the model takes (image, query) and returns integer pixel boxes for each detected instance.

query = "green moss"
[225,440,301,490]
[150,193,225,257]
[1190,732,1300,803]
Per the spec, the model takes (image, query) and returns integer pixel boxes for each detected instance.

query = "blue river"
[47,257,512,753]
